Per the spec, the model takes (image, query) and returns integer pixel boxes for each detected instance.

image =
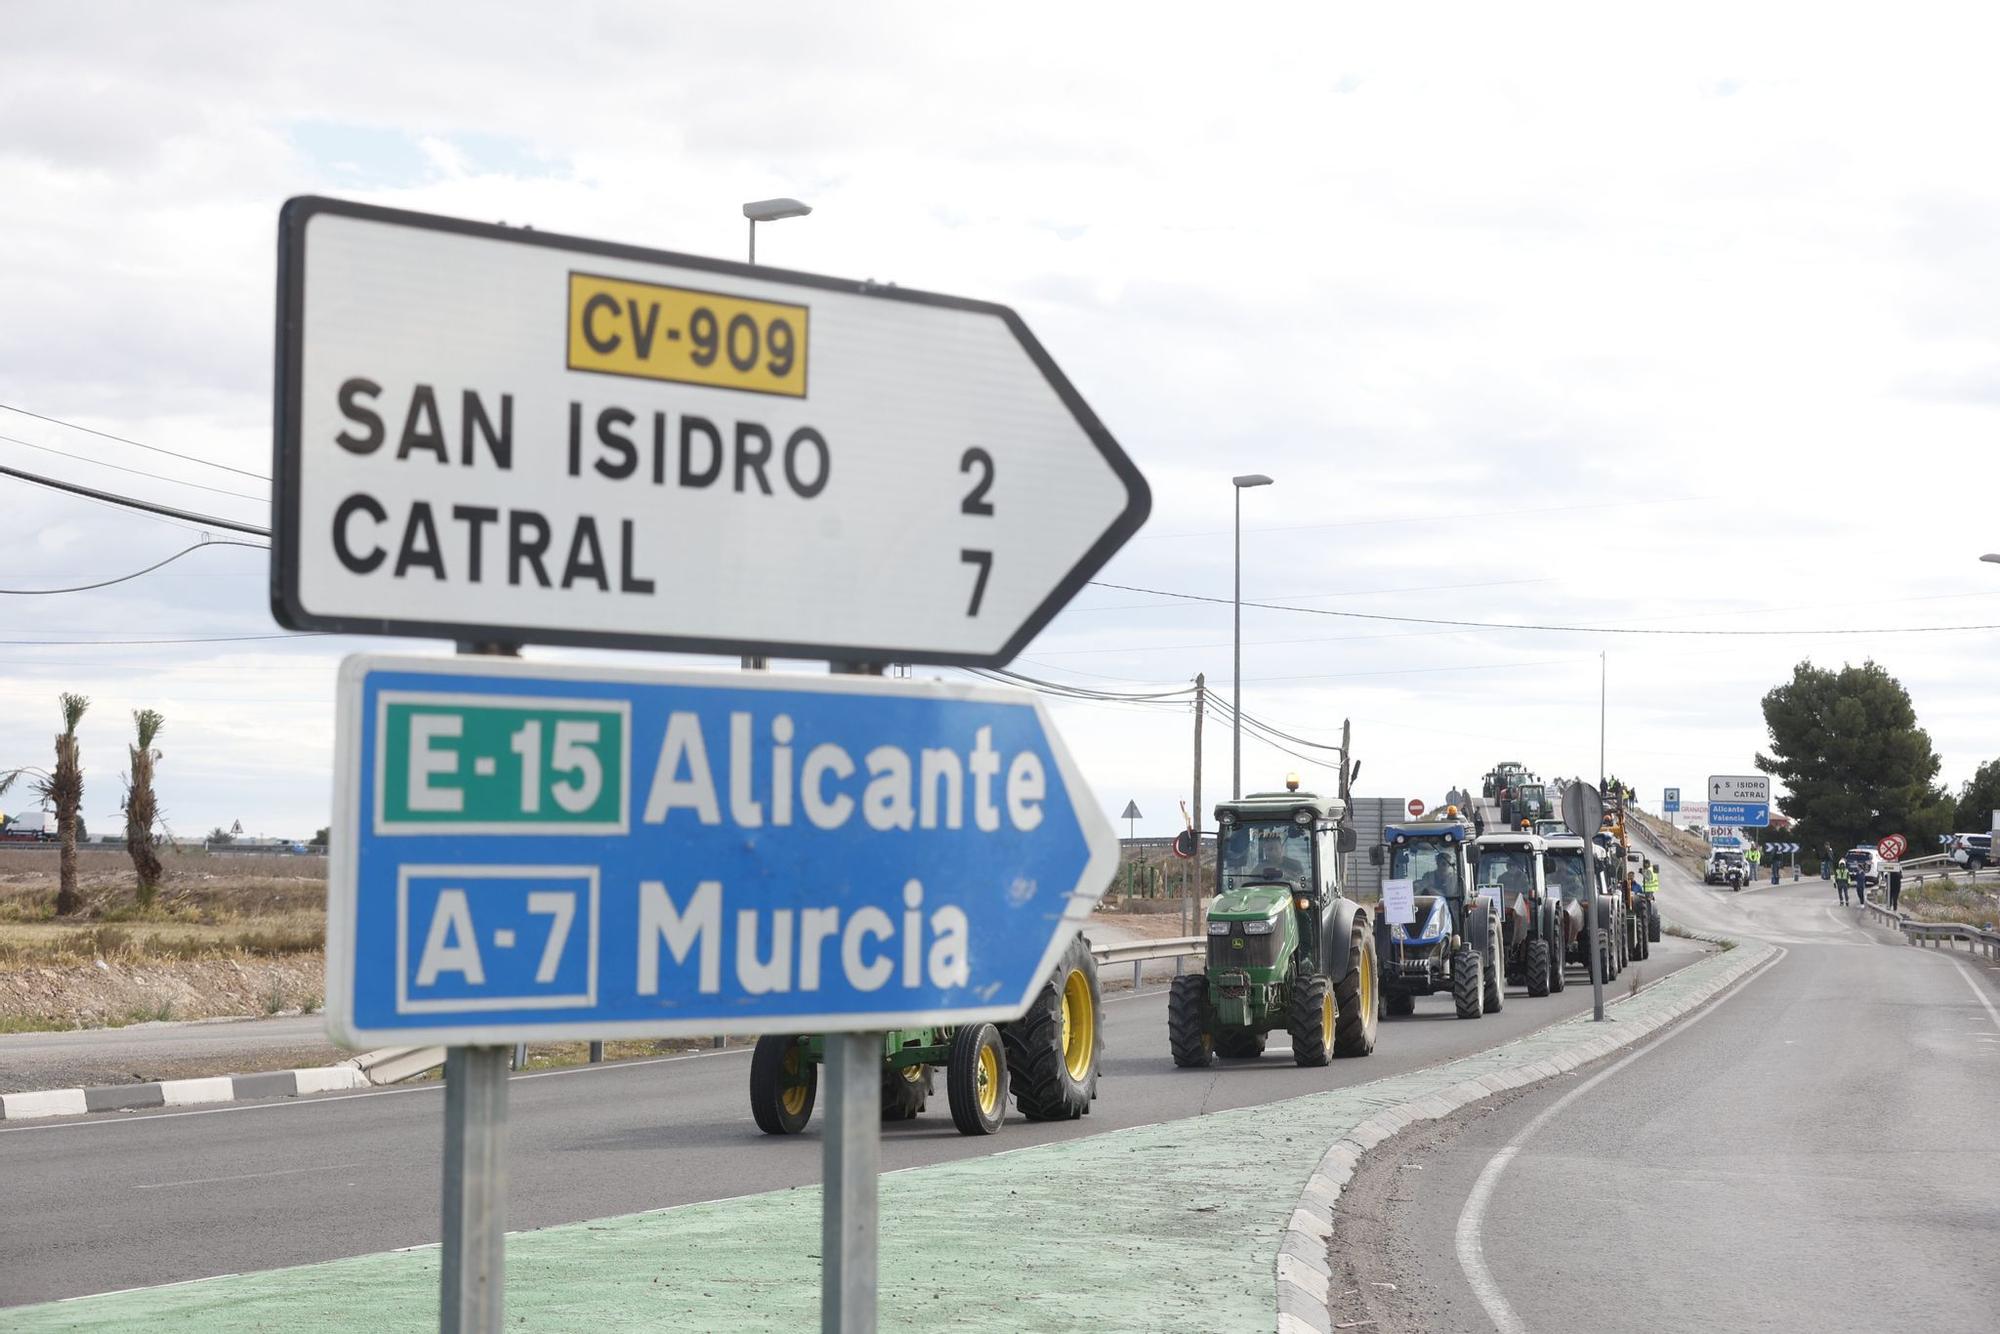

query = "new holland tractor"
[1546,834,1620,982]
[1369,817,1501,1019]
[1168,784,1380,1067]
[1470,831,1564,998]
[749,933,1101,1138]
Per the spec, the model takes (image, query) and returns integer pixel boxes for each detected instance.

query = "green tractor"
[1168,785,1380,1067]
[749,934,1101,1138]
[1368,818,1501,1019]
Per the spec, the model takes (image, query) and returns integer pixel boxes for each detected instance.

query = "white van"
[1844,847,1883,888]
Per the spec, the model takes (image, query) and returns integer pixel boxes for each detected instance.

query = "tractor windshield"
[1473,847,1534,896]
[1389,841,1461,898]
[1544,848,1593,898]
[1219,821,1313,890]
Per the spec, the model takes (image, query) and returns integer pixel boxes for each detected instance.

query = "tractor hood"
[1208,884,1294,921]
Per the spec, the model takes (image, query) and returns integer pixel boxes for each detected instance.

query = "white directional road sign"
[326,655,1117,1045]
[1709,774,1769,803]
[273,198,1150,666]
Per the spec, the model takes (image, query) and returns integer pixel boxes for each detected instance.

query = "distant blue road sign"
[1663,788,1681,813]
[1708,801,1769,828]
[328,656,1115,1046]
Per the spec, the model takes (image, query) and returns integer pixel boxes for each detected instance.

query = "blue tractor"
[1368,818,1502,1020]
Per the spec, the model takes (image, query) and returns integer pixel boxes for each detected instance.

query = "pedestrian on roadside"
[1834,861,1850,905]
[1771,858,1781,886]
[1854,862,1867,907]
[1887,865,1903,912]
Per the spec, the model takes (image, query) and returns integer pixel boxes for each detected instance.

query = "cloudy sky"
[4,2,1997,842]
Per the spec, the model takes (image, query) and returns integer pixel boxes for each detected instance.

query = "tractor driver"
[1252,825,1311,885]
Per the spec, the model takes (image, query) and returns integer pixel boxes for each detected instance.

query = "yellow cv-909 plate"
[566,271,808,398]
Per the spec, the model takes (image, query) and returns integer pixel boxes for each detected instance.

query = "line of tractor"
[746,766,1661,1139]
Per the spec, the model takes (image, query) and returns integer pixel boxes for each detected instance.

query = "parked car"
[1844,847,1884,889]
[1947,833,1991,870]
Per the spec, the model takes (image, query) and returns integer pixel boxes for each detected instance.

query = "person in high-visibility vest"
[1644,862,1660,896]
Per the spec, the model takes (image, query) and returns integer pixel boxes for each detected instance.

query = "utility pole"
[1338,718,1353,802]
[1599,651,1607,788]
[1191,672,1205,934]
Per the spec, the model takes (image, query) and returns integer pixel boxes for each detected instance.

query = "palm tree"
[125,709,165,908]
[0,695,90,915]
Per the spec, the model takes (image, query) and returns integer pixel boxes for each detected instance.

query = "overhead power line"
[0,432,268,504]
[0,539,268,595]
[1,462,272,537]
[1085,580,2000,638]
[0,402,269,481]
[0,632,328,646]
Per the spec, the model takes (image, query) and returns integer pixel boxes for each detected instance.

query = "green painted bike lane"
[5,936,1769,1333]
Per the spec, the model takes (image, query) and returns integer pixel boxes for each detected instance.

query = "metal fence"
[1859,899,2000,961]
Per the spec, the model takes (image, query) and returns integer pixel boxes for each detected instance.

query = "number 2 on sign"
[960,447,993,616]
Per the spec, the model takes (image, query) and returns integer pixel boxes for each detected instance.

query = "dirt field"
[0,847,326,1031]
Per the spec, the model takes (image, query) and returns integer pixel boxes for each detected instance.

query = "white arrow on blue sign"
[326,655,1116,1046]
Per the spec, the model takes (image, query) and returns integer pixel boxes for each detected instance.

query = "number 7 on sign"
[527,891,575,984]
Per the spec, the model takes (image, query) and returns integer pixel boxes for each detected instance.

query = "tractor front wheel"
[1289,973,1336,1067]
[1452,947,1483,1019]
[881,1061,928,1121]
[1167,973,1216,1068]
[749,1035,817,1136]
[1648,903,1662,943]
[1333,921,1379,1057]
[1003,934,1101,1119]
[946,1022,1007,1136]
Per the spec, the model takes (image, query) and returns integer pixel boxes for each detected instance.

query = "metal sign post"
[440,1046,508,1333]
[822,1031,881,1332]
[1561,781,1606,1022]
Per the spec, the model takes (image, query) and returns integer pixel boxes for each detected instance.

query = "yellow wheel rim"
[1359,942,1375,1019]
[900,1063,925,1084]
[976,1043,1000,1116]
[1322,986,1335,1039]
[780,1046,810,1117]
[1060,970,1095,1082]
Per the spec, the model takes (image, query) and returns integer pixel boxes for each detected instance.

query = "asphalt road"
[0,929,1707,1306]
[1328,858,2000,1333]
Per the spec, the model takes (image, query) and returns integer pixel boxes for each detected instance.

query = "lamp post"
[1981,554,2000,564]
[737,198,813,671]
[1231,473,1273,798]
[742,196,812,266]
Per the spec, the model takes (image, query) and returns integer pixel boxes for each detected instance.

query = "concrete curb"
[0,1063,368,1121]
[1271,928,1772,1333]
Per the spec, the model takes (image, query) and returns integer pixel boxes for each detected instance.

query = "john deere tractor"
[1168,784,1379,1067]
[749,934,1100,1138]
[1470,831,1565,998]
[1368,818,1501,1019]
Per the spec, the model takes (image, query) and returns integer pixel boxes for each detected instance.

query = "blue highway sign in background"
[1707,801,1769,828]
[328,656,1116,1046]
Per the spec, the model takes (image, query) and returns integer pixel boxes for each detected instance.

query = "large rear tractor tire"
[1482,937,1503,1014]
[1386,989,1417,1018]
[750,1035,817,1136]
[1289,973,1337,1067]
[1452,948,1483,1019]
[1168,973,1216,1068]
[1547,923,1566,993]
[1334,921,1379,1058]
[1525,937,1551,997]
[1648,903,1662,943]
[946,1022,1007,1136]
[1003,935,1101,1118]
[1215,1027,1267,1058]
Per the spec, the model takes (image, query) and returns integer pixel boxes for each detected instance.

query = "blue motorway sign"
[1707,801,1769,828]
[1663,787,1680,813]
[327,656,1116,1046]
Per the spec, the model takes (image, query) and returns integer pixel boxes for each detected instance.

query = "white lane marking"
[1951,961,2000,1034]
[135,1161,364,1190]
[58,1272,241,1302]
[1453,944,1786,1334]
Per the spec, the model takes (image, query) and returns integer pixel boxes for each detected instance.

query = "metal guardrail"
[1091,936,1202,989]
[1857,900,2000,960]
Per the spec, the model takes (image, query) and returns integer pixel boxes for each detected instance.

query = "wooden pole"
[1191,673,1205,933]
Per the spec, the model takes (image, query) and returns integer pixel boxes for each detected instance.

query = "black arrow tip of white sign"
[269,196,1151,667]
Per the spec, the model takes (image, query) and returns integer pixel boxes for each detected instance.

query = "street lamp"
[738,197,812,672]
[1981,553,2000,564]
[742,197,812,265]
[1231,473,1274,798]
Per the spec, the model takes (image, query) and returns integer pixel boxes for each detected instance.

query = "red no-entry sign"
[1407,797,1426,818]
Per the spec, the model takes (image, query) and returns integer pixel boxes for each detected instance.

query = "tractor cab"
[1211,785,1354,993]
